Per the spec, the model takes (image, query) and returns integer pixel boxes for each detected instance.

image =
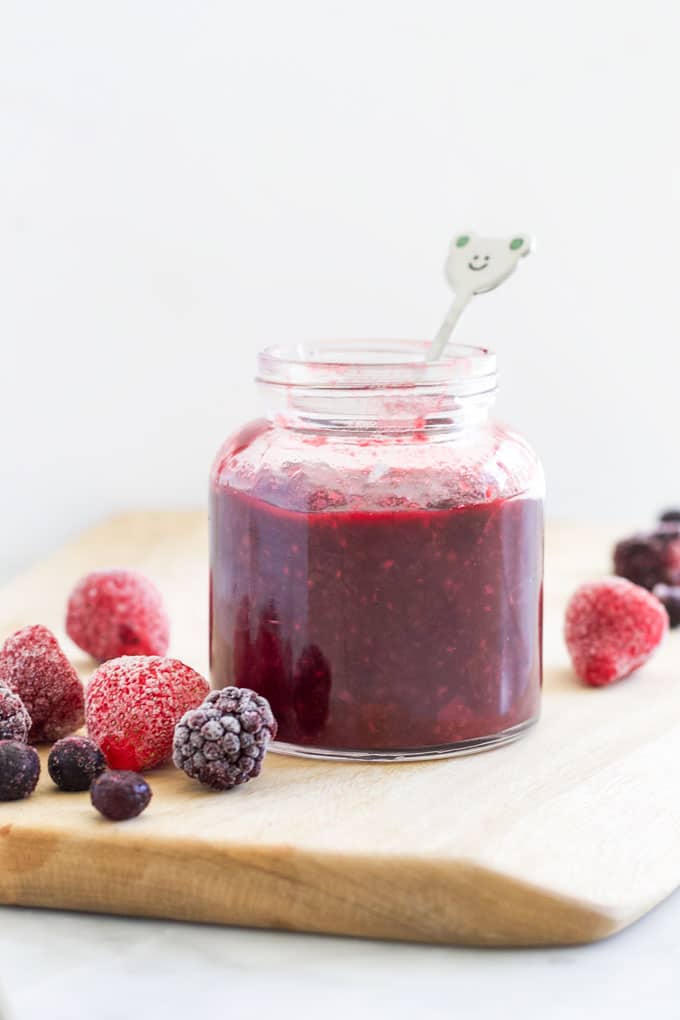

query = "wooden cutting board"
[0,511,679,947]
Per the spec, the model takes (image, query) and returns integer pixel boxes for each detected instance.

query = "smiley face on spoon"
[428,231,533,361]
[447,233,531,295]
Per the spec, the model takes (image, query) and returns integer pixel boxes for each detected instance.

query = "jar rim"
[257,339,497,393]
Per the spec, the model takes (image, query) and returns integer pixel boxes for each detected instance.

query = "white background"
[2,0,679,581]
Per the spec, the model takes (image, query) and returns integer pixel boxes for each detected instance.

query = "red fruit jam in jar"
[210,341,544,760]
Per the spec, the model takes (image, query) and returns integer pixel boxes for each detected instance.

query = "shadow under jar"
[210,340,544,760]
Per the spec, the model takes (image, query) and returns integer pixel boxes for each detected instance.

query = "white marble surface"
[0,894,678,1020]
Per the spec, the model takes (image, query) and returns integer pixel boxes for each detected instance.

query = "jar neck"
[256,340,498,437]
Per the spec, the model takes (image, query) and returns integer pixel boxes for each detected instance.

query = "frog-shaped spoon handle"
[428,233,533,362]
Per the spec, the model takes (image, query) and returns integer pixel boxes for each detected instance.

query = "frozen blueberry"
[48,736,107,792]
[90,770,152,821]
[660,509,680,523]
[653,584,680,629]
[0,740,41,800]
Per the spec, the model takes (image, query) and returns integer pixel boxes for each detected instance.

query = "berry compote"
[210,341,544,759]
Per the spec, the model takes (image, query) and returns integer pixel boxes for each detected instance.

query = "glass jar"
[210,340,544,760]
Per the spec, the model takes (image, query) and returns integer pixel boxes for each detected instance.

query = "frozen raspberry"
[613,527,680,591]
[173,687,277,791]
[66,569,169,663]
[0,625,85,743]
[86,656,209,771]
[0,740,40,801]
[48,736,107,792]
[660,509,680,523]
[0,685,31,743]
[652,583,680,629]
[91,770,151,821]
[565,577,668,687]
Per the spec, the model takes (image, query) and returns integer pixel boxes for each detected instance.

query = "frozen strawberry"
[86,656,209,770]
[66,569,169,663]
[564,577,668,687]
[0,625,85,742]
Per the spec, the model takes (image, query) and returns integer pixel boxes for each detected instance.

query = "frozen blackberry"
[173,687,277,791]
[660,509,680,523]
[653,583,680,629]
[90,770,152,821]
[613,528,680,591]
[0,685,31,743]
[0,740,41,801]
[48,736,107,792]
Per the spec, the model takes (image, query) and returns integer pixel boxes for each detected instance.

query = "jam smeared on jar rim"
[210,485,543,753]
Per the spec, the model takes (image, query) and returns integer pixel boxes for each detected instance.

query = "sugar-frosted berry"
[565,577,668,687]
[0,740,41,800]
[0,685,31,743]
[613,528,680,591]
[86,656,209,770]
[0,625,84,743]
[66,569,169,662]
[90,770,152,821]
[173,687,277,790]
[652,583,680,629]
[48,736,107,792]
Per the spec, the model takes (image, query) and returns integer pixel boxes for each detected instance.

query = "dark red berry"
[48,736,107,792]
[653,584,680,628]
[0,740,41,800]
[90,770,152,821]
[660,509,680,523]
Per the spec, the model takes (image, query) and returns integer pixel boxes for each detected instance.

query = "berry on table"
[659,509,680,523]
[0,625,85,743]
[48,736,107,792]
[0,740,41,801]
[66,569,170,662]
[90,770,152,821]
[565,577,668,687]
[613,527,680,591]
[652,583,680,629]
[86,656,209,771]
[173,687,277,791]
[0,685,31,743]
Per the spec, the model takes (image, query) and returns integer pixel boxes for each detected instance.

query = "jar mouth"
[257,339,497,396]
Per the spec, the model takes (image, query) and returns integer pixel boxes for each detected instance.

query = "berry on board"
[659,509,680,523]
[565,577,668,687]
[48,736,107,792]
[66,569,169,663]
[86,655,209,771]
[0,625,84,743]
[652,583,680,629]
[613,527,680,591]
[90,770,152,821]
[0,684,31,743]
[173,687,277,791]
[0,740,41,801]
